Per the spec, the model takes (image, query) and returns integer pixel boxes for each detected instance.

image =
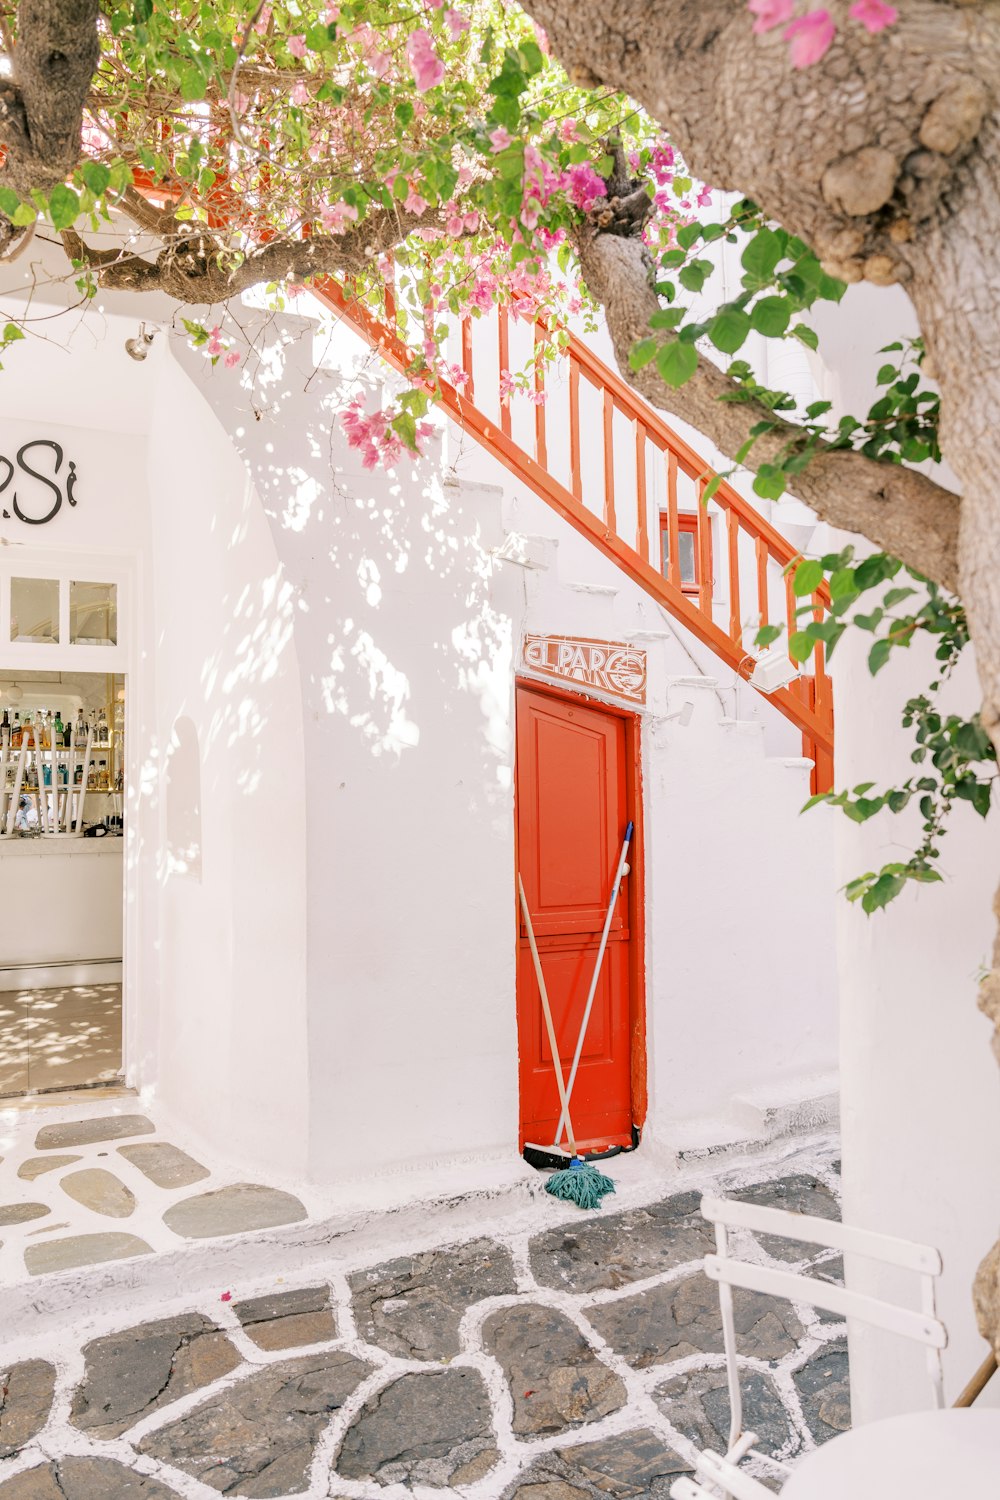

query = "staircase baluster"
[634,420,649,562]
[603,390,617,533]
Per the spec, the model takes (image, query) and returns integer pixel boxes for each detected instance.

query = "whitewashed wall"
[0,254,840,1194]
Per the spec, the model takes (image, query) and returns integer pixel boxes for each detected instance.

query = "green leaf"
[741,226,783,283]
[48,183,80,231]
[788,631,816,664]
[792,558,824,596]
[628,339,658,371]
[876,363,897,385]
[791,323,819,351]
[676,222,701,250]
[701,473,724,505]
[678,259,711,293]
[752,464,786,501]
[708,309,751,354]
[750,296,790,337]
[649,307,684,330]
[868,638,893,675]
[2,322,24,342]
[0,188,20,217]
[179,64,206,101]
[862,872,906,913]
[755,624,784,648]
[883,586,917,610]
[655,340,698,388]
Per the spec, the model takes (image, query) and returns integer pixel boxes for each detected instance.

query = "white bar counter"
[0,836,123,967]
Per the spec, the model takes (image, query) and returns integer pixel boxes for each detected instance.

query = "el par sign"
[522,633,647,706]
[0,440,80,526]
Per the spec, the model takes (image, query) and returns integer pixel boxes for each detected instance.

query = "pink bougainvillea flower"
[290,81,309,106]
[489,125,513,152]
[559,119,579,143]
[287,34,307,58]
[253,5,272,34]
[319,201,359,233]
[407,28,446,91]
[444,8,469,39]
[446,211,465,236]
[233,89,251,115]
[404,184,429,216]
[224,350,241,368]
[564,162,607,212]
[206,325,224,356]
[747,0,794,33]
[463,211,479,232]
[849,0,898,32]
[784,9,836,66]
[321,4,339,22]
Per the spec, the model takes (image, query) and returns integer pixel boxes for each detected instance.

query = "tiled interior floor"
[0,984,121,1096]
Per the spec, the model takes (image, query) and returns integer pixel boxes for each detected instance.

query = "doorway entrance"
[515,681,645,1153]
[0,563,129,1099]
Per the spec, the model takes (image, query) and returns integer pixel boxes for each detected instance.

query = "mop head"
[545,1156,616,1209]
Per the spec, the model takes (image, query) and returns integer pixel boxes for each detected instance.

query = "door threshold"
[0,1079,134,1112]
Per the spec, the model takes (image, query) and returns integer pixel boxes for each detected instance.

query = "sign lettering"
[523,633,647,705]
[0,440,80,526]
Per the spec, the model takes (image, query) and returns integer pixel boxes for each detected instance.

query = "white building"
[0,240,995,1418]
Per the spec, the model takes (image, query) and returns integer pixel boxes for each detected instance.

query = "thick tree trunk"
[906,122,1000,1360]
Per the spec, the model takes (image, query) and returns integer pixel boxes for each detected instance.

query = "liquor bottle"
[58,762,67,786]
[43,710,52,751]
[87,763,97,791]
[11,712,21,749]
[75,709,86,745]
[54,709,63,742]
[1,708,9,744]
[74,763,83,786]
[63,717,72,749]
[98,760,109,791]
[96,709,108,747]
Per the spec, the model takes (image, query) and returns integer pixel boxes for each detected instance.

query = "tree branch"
[63,205,444,305]
[578,230,960,591]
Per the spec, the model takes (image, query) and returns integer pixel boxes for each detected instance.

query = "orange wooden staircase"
[315,278,834,791]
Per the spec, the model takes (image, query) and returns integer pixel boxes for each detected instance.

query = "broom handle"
[518,873,577,1157]
[555,822,633,1145]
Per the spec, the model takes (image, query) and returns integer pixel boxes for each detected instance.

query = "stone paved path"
[0,1103,308,1282]
[0,1158,848,1498]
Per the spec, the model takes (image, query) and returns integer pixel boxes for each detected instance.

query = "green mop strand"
[518,871,618,1211]
[545,1154,616,1208]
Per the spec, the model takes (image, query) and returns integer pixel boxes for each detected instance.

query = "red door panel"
[515,684,637,1152]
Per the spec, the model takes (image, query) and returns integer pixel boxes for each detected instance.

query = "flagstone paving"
[0,1160,849,1499]
[0,1105,310,1281]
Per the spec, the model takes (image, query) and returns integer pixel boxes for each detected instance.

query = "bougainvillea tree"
[0,0,998,1349]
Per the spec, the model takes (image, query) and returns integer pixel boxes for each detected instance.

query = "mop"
[517,826,633,1208]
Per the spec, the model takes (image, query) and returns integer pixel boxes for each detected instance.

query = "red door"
[515,683,641,1153]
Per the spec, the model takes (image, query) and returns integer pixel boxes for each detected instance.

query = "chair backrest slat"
[700,1193,941,1275]
[705,1253,947,1348]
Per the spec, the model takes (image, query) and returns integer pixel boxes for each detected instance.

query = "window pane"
[10,577,59,643]
[678,530,697,584]
[70,581,117,646]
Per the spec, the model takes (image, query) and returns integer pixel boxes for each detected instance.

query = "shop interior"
[0,668,125,1097]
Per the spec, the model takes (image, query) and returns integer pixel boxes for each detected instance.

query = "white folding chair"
[668,1192,947,1499]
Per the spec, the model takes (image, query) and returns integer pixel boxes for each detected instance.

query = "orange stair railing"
[315,277,834,791]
